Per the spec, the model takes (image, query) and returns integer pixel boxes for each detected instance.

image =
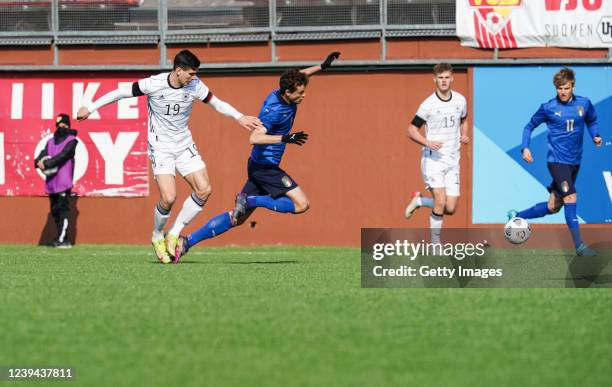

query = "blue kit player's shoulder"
[542,96,559,109]
[572,94,592,105]
[258,90,296,130]
[251,89,298,166]
[259,91,283,122]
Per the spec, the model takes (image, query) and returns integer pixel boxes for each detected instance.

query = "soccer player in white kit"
[404,63,469,244]
[76,50,262,263]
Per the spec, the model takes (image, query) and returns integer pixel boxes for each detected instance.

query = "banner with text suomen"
[456,0,612,49]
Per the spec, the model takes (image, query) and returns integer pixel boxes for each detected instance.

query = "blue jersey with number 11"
[521,95,599,165]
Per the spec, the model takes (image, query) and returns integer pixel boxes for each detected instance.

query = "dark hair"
[173,50,200,70]
[433,63,453,75]
[55,113,70,128]
[553,67,575,88]
[279,68,309,94]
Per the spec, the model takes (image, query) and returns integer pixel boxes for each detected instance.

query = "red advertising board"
[0,73,149,196]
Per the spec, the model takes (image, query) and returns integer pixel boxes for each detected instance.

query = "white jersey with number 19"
[138,72,211,152]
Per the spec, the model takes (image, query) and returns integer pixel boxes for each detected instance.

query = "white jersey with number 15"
[415,91,467,164]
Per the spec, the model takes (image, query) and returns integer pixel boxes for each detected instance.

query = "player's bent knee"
[194,186,212,201]
[563,193,577,204]
[434,198,446,208]
[160,195,176,209]
[294,200,310,214]
[444,207,456,215]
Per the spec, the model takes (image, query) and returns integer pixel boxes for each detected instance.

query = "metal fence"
[0,0,51,32]
[0,0,455,38]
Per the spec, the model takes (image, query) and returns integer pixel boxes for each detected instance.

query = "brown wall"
[60,45,161,65]
[167,43,272,65]
[13,37,603,66]
[0,71,470,246]
[0,46,54,65]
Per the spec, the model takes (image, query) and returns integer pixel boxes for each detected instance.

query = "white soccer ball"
[504,217,531,244]
[39,156,59,176]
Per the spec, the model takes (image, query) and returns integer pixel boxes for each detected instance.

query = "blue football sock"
[246,195,296,213]
[564,203,583,248]
[187,212,233,247]
[517,202,551,219]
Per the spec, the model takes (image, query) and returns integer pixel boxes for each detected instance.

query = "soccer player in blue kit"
[170,52,341,262]
[508,68,603,257]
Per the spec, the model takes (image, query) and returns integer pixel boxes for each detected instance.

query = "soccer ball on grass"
[504,217,531,244]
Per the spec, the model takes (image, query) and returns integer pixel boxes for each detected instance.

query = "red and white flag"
[457,0,612,49]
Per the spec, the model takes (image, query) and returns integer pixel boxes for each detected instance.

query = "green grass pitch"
[2,245,612,387]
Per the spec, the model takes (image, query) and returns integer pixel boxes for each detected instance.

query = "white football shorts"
[421,153,460,197]
[148,142,206,177]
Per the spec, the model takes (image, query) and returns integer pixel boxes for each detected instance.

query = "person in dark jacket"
[35,113,78,248]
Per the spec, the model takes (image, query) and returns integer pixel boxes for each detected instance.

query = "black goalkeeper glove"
[281,131,309,146]
[321,51,341,71]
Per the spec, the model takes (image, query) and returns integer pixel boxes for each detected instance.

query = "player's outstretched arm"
[77,83,138,121]
[250,127,280,145]
[249,127,308,146]
[207,95,262,131]
[237,116,263,132]
[281,131,308,146]
[300,52,341,76]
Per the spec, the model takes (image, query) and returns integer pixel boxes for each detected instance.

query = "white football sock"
[418,196,434,208]
[153,203,170,240]
[168,193,206,236]
[430,212,443,244]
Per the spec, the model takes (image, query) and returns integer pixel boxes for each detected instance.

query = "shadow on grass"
[563,243,612,288]
[148,260,300,265]
[229,260,299,265]
[148,261,209,265]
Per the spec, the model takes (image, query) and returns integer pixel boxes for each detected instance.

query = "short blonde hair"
[433,63,453,75]
[553,67,575,88]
